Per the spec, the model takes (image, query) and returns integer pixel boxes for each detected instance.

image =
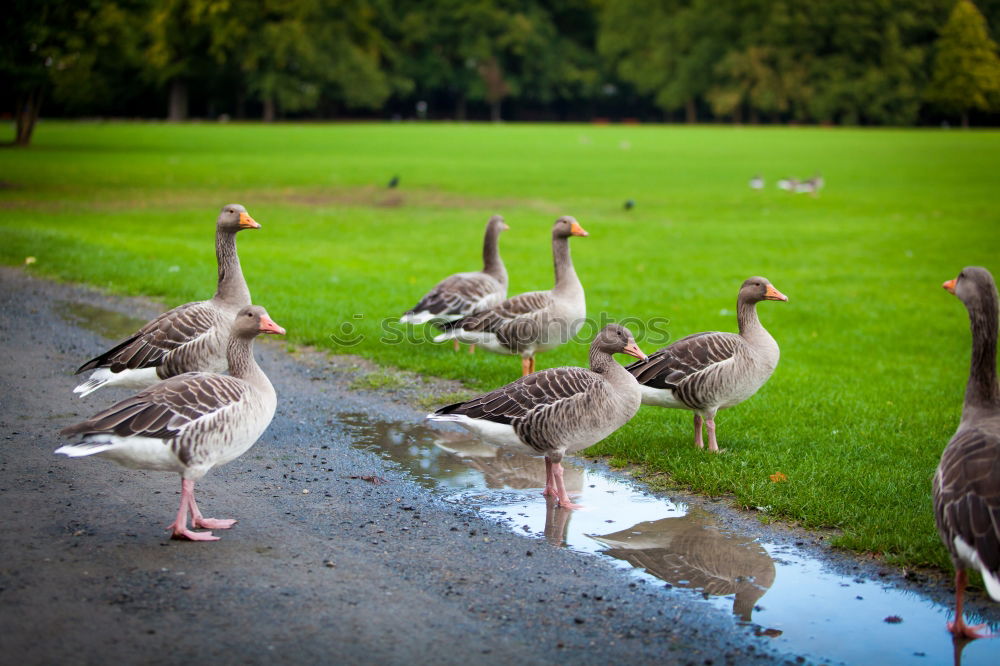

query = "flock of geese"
[54,204,1000,639]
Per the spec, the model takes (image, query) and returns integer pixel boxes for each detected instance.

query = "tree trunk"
[14,88,43,146]
[168,79,188,122]
[961,111,969,128]
[263,97,276,122]
[490,99,502,123]
[685,99,697,124]
[455,94,466,121]
[749,107,759,124]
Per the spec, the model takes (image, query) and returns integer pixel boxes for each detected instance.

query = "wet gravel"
[0,266,795,665]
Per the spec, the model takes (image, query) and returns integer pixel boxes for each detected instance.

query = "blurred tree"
[0,0,146,145]
[926,0,1000,126]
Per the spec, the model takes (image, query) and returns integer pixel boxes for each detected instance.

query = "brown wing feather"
[76,301,222,374]
[934,424,1000,576]
[405,273,503,318]
[627,331,742,389]
[446,291,552,334]
[435,367,599,425]
[60,373,249,440]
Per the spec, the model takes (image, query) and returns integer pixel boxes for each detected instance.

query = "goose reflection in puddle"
[345,414,776,619]
[590,509,776,621]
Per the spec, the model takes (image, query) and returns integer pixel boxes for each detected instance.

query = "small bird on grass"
[387,175,400,189]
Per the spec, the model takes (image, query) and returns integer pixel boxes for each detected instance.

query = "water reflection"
[342,412,1000,665]
[591,510,775,621]
[55,301,148,341]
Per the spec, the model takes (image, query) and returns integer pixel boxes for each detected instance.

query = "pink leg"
[706,418,720,453]
[542,458,557,497]
[468,344,476,354]
[693,414,704,449]
[188,492,237,530]
[552,462,583,510]
[168,479,219,541]
[521,357,532,376]
[453,339,461,352]
[947,570,993,639]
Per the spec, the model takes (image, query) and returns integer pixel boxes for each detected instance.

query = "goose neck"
[214,229,251,306]
[964,292,1000,416]
[482,225,506,284]
[552,234,579,294]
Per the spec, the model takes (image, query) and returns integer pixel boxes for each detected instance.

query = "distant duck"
[428,324,646,508]
[401,215,509,352]
[624,199,635,211]
[794,174,824,197]
[627,277,787,452]
[934,266,1000,639]
[749,175,764,190]
[776,178,798,192]
[73,204,260,397]
[57,306,285,541]
[387,175,400,189]
[434,216,588,376]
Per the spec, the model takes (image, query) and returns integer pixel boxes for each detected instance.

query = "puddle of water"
[342,412,1000,665]
[55,301,147,341]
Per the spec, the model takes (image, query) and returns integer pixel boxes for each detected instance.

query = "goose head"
[553,215,589,238]
[487,214,510,233]
[233,305,286,338]
[594,324,646,361]
[944,266,997,308]
[218,203,261,232]
[740,277,788,304]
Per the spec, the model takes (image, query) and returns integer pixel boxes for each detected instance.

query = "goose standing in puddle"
[73,204,260,396]
[935,266,1000,639]
[428,324,645,509]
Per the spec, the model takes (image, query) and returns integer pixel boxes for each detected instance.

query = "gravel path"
[0,266,812,665]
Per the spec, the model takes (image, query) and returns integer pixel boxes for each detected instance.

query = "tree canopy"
[3,0,1000,142]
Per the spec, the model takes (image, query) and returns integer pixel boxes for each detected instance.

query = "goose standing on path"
[428,324,646,508]
[627,277,787,452]
[401,214,509,352]
[434,216,588,376]
[934,266,1000,640]
[57,305,284,541]
[73,204,260,396]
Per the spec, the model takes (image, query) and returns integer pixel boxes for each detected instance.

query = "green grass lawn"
[2,121,998,571]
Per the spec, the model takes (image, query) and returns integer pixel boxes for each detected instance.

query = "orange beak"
[623,339,647,361]
[239,211,261,229]
[570,221,589,237]
[943,278,957,294]
[501,222,510,231]
[259,314,286,335]
[765,284,788,302]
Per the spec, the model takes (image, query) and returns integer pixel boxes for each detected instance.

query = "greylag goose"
[749,174,764,190]
[627,277,787,452]
[73,204,260,396]
[401,214,510,354]
[427,324,646,508]
[934,266,1000,639]
[434,216,588,376]
[57,305,284,541]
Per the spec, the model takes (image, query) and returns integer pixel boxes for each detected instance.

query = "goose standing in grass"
[57,305,284,541]
[401,214,509,352]
[428,324,646,509]
[627,277,787,452]
[73,204,260,396]
[434,216,588,376]
[934,266,1000,640]
[749,174,764,190]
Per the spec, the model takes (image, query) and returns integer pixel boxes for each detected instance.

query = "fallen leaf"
[24,256,36,265]
[769,472,788,483]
